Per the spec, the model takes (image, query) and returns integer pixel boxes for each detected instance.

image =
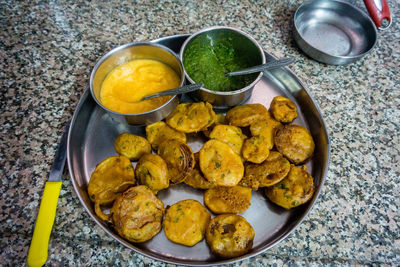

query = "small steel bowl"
[180,26,266,109]
[293,0,378,65]
[90,42,184,125]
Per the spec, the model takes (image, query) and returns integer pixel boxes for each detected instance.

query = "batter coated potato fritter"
[184,153,215,189]
[146,121,186,150]
[200,140,244,186]
[135,153,169,193]
[204,186,252,214]
[114,133,151,161]
[249,119,275,150]
[265,165,315,209]
[166,102,215,133]
[274,124,315,164]
[240,151,290,190]
[242,136,270,164]
[110,185,164,243]
[226,103,268,127]
[157,139,195,184]
[206,214,255,258]
[164,199,211,246]
[270,96,298,123]
[203,113,227,138]
[88,156,136,221]
[209,124,246,155]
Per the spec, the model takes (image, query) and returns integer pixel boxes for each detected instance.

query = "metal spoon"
[142,83,204,100]
[226,57,295,77]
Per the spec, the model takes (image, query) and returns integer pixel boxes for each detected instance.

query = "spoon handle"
[227,57,295,77]
[142,83,204,100]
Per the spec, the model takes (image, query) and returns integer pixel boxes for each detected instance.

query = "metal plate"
[67,34,330,266]
[293,0,377,65]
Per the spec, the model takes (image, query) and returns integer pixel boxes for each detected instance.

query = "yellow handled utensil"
[27,124,69,267]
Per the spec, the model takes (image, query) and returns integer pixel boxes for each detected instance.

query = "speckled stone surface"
[1,0,399,266]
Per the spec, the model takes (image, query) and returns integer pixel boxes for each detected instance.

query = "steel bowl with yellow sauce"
[90,42,184,125]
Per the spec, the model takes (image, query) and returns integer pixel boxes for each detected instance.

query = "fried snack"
[209,124,246,155]
[145,121,186,150]
[226,103,268,127]
[166,102,215,133]
[204,186,252,214]
[203,113,227,138]
[270,96,298,123]
[265,165,315,209]
[135,153,169,193]
[114,133,151,161]
[88,156,136,221]
[240,151,290,190]
[249,119,275,150]
[110,185,164,243]
[164,199,211,246]
[157,139,195,184]
[274,124,315,164]
[242,136,270,164]
[206,214,254,258]
[199,140,244,186]
[184,153,214,189]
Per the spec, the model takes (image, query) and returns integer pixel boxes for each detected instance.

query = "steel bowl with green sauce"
[180,26,266,108]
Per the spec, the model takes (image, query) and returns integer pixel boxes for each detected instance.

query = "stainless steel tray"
[67,34,330,266]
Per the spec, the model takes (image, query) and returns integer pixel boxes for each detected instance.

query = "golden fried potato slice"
[270,96,298,123]
[185,167,215,189]
[184,152,215,189]
[265,165,315,209]
[249,120,274,150]
[240,151,290,190]
[226,103,268,127]
[204,186,252,214]
[242,136,270,164]
[203,113,227,138]
[111,185,164,243]
[145,121,186,150]
[88,156,136,221]
[199,140,244,186]
[274,124,315,164]
[164,199,211,246]
[135,153,169,193]
[166,102,215,133]
[209,124,246,155]
[157,139,195,184]
[206,214,254,258]
[114,133,151,161]
[265,111,282,130]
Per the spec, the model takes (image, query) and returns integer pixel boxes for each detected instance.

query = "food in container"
[163,199,211,246]
[135,153,169,193]
[145,121,186,150]
[204,186,252,214]
[110,185,164,243]
[100,59,181,114]
[206,214,255,258]
[265,165,315,209]
[114,133,151,161]
[157,139,195,184]
[274,124,315,164]
[87,156,136,221]
[269,96,298,123]
[199,139,244,186]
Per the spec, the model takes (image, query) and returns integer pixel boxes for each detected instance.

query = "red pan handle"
[363,0,391,30]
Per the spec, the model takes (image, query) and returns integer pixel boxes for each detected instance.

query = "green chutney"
[183,37,259,92]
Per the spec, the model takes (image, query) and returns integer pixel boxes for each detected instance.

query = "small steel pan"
[294,0,390,65]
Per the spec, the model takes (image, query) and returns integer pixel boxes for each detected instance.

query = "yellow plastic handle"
[27,181,62,267]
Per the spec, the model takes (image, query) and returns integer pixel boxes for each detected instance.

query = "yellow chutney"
[100,59,181,114]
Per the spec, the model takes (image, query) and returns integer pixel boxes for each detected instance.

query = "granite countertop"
[1,0,399,265]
